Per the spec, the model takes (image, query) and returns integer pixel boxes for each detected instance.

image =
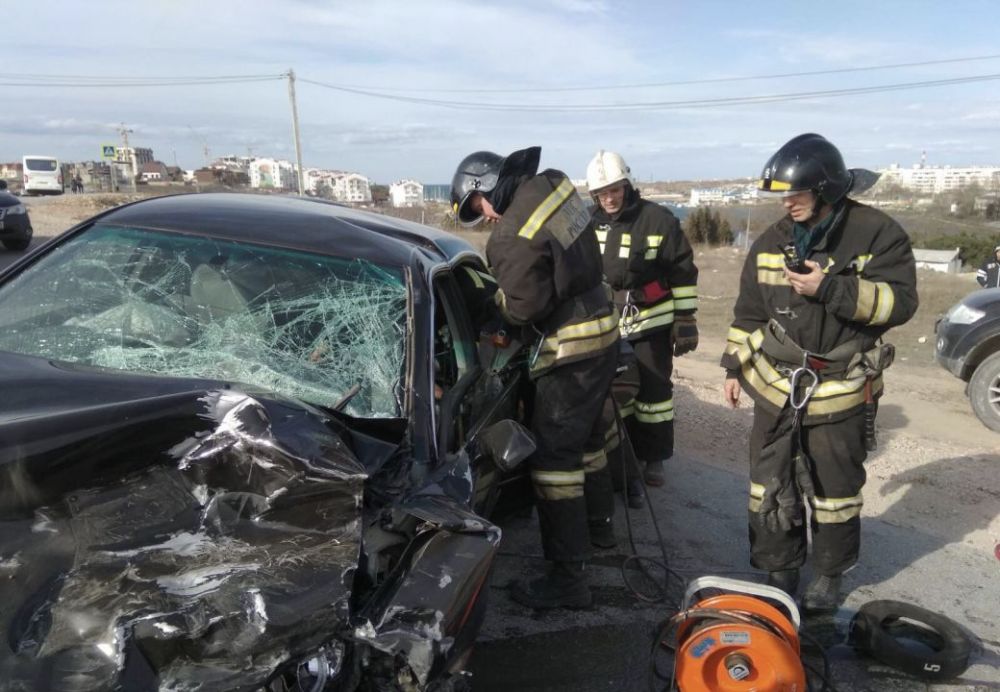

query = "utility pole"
[744,203,752,250]
[287,69,305,196]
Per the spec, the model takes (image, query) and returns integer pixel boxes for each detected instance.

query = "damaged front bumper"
[0,354,498,691]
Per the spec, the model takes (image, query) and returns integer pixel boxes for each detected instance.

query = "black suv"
[0,181,33,251]
[935,287,1000,431]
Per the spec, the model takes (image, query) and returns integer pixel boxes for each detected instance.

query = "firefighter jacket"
[486,169,618,379]
[977,256,1000,288]
[592,194,698,339]
[722,200,918,423]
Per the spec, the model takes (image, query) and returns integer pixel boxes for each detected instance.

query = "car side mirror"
[477,419,535,473]
[0,180,7,191]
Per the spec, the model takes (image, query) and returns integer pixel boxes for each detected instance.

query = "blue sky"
[3,0,1000,183]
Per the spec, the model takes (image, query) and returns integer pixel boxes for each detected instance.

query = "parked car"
[0,193,534,690]
[0,183,33,251]
[935,287,1000,432]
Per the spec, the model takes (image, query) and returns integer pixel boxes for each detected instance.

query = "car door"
[431,261,530,516]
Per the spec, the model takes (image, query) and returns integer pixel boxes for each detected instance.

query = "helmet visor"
[757,178,807,198]
[454,191,484,227]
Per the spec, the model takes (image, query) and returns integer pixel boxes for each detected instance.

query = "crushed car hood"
[0,352,368,690]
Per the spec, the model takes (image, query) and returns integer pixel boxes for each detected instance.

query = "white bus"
[22,155,64,195]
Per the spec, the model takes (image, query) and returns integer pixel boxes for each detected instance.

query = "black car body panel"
[0,191,33,250]
[935,288,1000,380]
[0,193,523,690]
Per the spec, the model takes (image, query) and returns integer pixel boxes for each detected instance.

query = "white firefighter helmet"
[586,150,632,192]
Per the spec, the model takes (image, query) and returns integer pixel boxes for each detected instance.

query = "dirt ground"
[9,193,1000,690]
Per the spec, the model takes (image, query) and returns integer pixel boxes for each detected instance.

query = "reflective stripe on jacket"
[487,170,619,378]
[721,200,917,423]
[593,195,698,340]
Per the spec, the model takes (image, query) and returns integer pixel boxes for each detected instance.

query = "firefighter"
[976,245,1000,288]
[452,146,619,609]
[722,134,918,613]
[587,151,699,497]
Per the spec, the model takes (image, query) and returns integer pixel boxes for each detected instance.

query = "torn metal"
[0,363,498,690]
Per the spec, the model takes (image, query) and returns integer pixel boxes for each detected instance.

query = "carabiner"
[620,292,640,336]
[789,365,819,411]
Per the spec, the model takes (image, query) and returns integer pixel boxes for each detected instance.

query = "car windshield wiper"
[333,383,362,412]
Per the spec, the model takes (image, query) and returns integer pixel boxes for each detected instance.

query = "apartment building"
[249,158,297,190]
[389,180,424,207]
[879,163,1000,194]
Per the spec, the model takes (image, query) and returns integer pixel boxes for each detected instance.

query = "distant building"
[194,167,250,187]
[913,248,962,274]
[389,180,424,207]
[879,163,1000,195]
[249,158,297,190]
[115,147,154,177]
[689,184,758,206]
[301,169,372,202]
[689,184,757,206]
[214,155,256,174]
[331,172,372,203]
[0,162,23,180]
[140,161,170,181]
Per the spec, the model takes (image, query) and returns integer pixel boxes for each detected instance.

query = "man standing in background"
[587,151,698,501]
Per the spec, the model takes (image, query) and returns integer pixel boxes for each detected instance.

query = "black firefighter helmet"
[451,146,541,226]
[758,133,879,205]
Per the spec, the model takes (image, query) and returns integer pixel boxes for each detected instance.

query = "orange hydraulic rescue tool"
[670,577,807,691]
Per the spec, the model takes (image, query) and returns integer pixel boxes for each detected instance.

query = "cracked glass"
[0,224,408,418]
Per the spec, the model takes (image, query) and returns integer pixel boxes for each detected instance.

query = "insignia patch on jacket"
[547,193,591,249]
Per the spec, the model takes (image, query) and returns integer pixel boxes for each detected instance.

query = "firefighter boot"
[643,459,665,487]
[766,568,800,596]
[589,517,616,549]
[801,573,843,614]
[509,562,592,610]
[626,477,644,509]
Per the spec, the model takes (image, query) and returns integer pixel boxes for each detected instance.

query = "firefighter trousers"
[622,328,675,464]
[530,347,618,562]
[748,404,868,575]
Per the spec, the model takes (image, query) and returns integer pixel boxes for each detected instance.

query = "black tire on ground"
[850,599,974,681]
[969,351,1000,433]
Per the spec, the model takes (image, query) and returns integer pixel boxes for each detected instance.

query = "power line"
[318,53,1000,93]
[298,72,1000,112]
[0,74,286,87]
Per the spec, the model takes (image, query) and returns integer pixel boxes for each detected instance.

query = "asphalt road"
[471,450,1000,691]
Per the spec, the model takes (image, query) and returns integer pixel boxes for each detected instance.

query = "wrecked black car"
[0,193,532,690]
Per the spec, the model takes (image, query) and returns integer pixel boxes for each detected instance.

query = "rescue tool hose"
[612,397,683,607]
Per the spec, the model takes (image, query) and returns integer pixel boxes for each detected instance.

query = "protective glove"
[494,288,529,327]
[673,314,699,357]
[758,475,804,534]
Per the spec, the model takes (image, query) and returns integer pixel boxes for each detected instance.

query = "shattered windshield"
[0,224,408,417]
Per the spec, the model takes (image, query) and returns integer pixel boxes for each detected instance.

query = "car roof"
[95,192,480,270]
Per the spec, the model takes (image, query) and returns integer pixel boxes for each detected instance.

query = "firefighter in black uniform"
[722,134,918,613]
[452,146,619,609]
[587,151,699,495]
[976,245,1000,288]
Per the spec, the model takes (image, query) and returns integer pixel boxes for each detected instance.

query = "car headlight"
[10,204,25,214]
[946,303,985,325]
